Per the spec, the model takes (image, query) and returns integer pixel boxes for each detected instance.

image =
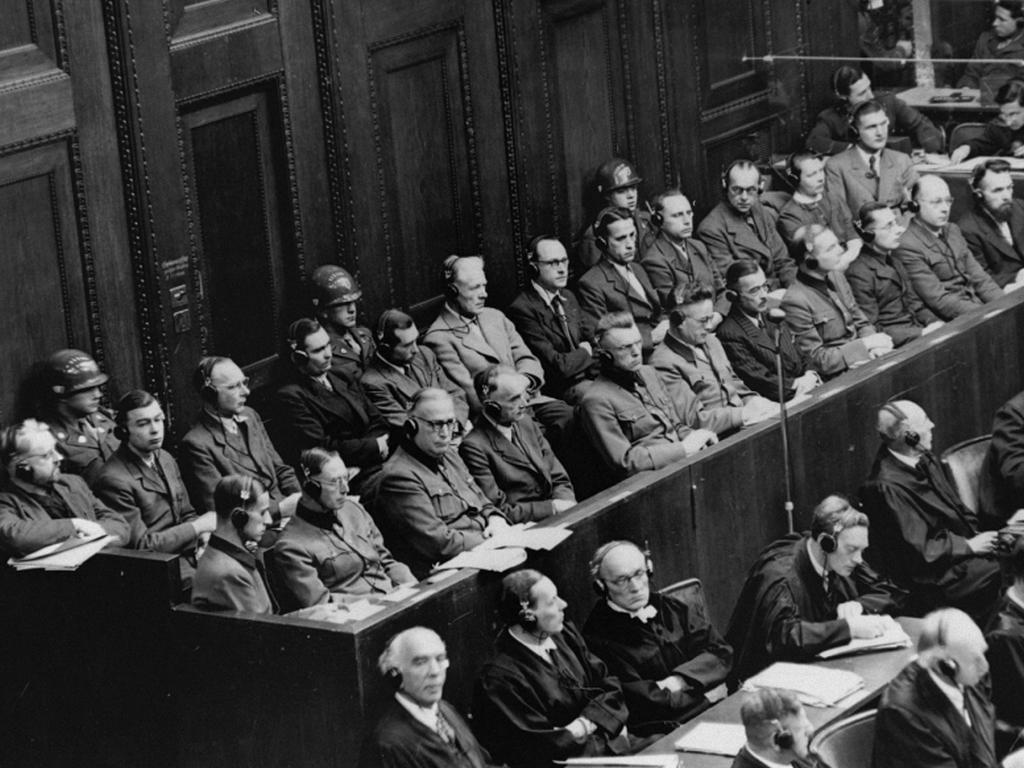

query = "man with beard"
[956,159,1024,289]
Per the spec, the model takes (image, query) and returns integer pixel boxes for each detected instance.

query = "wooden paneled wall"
[0,0,859,430]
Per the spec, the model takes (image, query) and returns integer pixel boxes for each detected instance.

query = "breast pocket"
[427,484,468,524]
[812,312,846,344]
[617,405,656,441]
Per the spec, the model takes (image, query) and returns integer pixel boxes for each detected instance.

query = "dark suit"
[640,233,727,311]
[40,408,120,486]
[959,29,1024,93]
[577,259,663,357]
[873,661,997,768]
[776,194,856,249]
[179,406,300,515]
[716,305,810,402]
[960,119,1024,160]
[984,389,1024,523]
[458,415,574,522]
[987,595,1024,728]
[506,286,598,402]
[360,348,470,429]
[845,243,936,347]
[577,209,657,271]
[363,698,498,768]
[824,146,917,224]
[327,325,376,381]
[957,202,1024,288]
[807,93,943,156]
[93,444,199,553]
[272,370,389,483]
[191,533,277,614]
[696,201,797,290]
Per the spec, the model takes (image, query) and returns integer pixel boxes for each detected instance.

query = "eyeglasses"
[868,219,901,233]
[414,416,458,435]
[536,258,569,268]
[740,284,769,297]
[215,377,250,392]
[313,476,348,489]
[606,568,649,589]
[608,340,643,353]
[729,186,759,196]
[921,197,953,206]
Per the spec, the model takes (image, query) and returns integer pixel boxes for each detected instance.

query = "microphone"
[766,308,787,324]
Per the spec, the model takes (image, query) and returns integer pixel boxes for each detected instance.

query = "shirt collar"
[606,599,658,623]
[927,668,967,714]
[791,190,822,205]
[532,281,561,308]
[887,447,920,468]
[857,145,881,166]
[127,443,157,468]
[805,538,827,578]
[374,352,407,375]
[609,261,635,281]
[394,692,441,732]
[509,626,558,660]
[745,745,797,768]
[485,415,513,441]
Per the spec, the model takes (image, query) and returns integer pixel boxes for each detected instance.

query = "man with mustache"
[956,159,1024,290]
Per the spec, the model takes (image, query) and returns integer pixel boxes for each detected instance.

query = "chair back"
[659,577,710,625]
[808,709,876,768]
[941,434,992,514]
[948,122,988,153]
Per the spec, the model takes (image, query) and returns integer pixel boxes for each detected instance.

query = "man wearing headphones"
[950,80,1024,163]
[824,100,918,227]
[987,539,1024,732]
[807,65,942,156]
[458,366,576,522]
[781,224,893,379]
[191,475,277,614]
[93,390,216,561]
[272,318,391,494]
[179,355,301,520]
[640,189,728,313]
[846,202,944,347]
[715,261,822,403]
[956,159,1024,289]
[873,608,1002,768]
[360,309,470,430]
[372,388,508,578]
[860,400,1004,624]
[582,541,732,734]
[732,688,817,768]
[310,264,376,381]
[364,626,498,768]
[36,348,120,486]
[776,151,858,257]
[726,494,904,683]
[578,207,669,360]
[0,419,129,557]
[506,235,599,404]
[958,0,1024,95]
[576,157,657,270]
[696,160,796,291]
[269,448,415,612]
[894,174,1009,321]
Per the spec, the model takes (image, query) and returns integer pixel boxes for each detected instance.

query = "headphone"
[589,540,654,596]
[403,418,419,439]
[933,612,960,682]
[299,462,323,499]
[881,401,920,447]
[525,234,554,274]
[518,599,538,629]
[804,248,819,272]
[443,254,464,298]
[771,719,795,751]
[906,180,922,214]
[229,476,257,532]
[818,522,844,554]
[593,206,629,249]
[720,159,765,195]
[2,423,47,484]
[852,216,875,244]
[194,356,224,403]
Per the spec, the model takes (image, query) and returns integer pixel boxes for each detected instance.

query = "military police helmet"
[596,158,643,194]
[46,349,109,396]
[311,264,362,309]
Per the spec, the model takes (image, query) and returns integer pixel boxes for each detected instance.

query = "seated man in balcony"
[956,159,1024,289]
[950,80,1024,163]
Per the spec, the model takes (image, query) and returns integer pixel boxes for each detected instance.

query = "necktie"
[551,294,575,346]
[869,155,880,196]
[436,710,456,745]
[79,418,100,442]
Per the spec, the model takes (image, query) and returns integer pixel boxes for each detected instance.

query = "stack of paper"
[743,662,864,706]
[434,546,528,572]
[7,532,112,571]
[557,756,679,767]
[674,722,748,756]
[476,524,572,551]
[816,624,912,659]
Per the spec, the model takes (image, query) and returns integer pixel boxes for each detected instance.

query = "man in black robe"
[726,494,905,684]
[987,539,1024,730]
[363,626,499,768]
[582,540,732,734]
[860,400,1003,624]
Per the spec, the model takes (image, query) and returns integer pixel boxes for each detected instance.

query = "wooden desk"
[896,86,989,112]
[641,619,923,766]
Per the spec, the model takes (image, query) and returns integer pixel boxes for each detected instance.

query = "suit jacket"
[363,698,498,768]
[983,389,1024,523]
[956,202,1024,288]
[726,533,905,683]
[583,592,732,732]
[781,270,875,378]
[0,475,130,557]
[696,201,797,290]
[272,369,389,473]
[845,243,935,347]
[179,406,300,514]
[327,325,376,381]
[716,305,810,402]
[506,286,598,401]
[458,415,574,522]
[958,29,1024,92]
[360,348,470,429]
[424,305,545,413]
[895,218,1003,320]
[651,332,756,414]
[473,622,629,768]
[824,146,917,224]
[776,194,855,250]
[987,595,1024,728]
[40,407,120,486]
[577,259,663,356]
[873,661,997,768]
[640,233,727,311]
[807,92,943,156]
[373,443,504,578]
[191,533,277,614]
[93,444,198,553]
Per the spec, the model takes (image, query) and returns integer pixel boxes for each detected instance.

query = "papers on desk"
[925,155,1024,173]
[673,722,748,756]
[743,662,864,707]
[816,623,912,659]
[7,532,112,571]
[433,547,528,572]
[475,523,573,551]
[556,757,680,767]
[287,598,386,624]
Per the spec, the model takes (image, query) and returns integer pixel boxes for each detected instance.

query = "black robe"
[582,592,732,733]
[472,621,629,768]
[860,448,1002,624]
[986,595,1024,728]
[726,533,906,684]
[362,698,499,768]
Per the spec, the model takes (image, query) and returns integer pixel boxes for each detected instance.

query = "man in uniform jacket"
[958,1,1024,94]
[310,264,376,381]
[956,159,1024,289]
[726,495,904,684]
[696,160,797,290]
[895,175,1007,320]
[716,262,822,402]
[583,541,731,734]
[179,355,301,519]
[576,157,657,270]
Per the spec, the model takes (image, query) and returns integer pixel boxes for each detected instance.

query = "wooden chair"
[948,122,988,152]
[940,434,992,514]
[808,709,877,768]
[659,576,710,625]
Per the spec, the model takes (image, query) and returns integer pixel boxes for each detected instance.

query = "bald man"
[582,541,732,734]
[860,401,1003,625]
[363,626,499,768]
[733,688,818,768]
[895,175,1007,320]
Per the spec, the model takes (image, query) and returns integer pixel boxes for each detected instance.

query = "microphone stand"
[770,315,796,533]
